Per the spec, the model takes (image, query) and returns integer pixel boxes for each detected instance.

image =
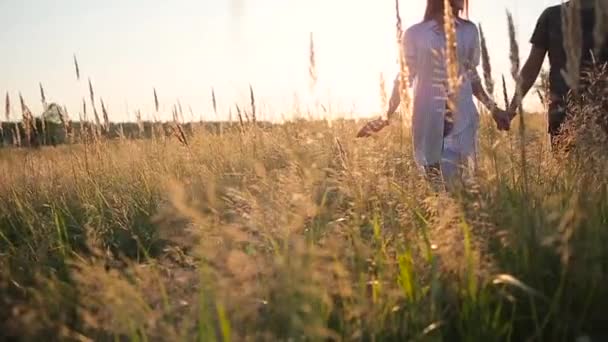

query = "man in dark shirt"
[508,0,608,148]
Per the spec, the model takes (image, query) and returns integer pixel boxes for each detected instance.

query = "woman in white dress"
[359,0,510,184]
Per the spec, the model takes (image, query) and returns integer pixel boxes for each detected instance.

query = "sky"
[0,0,562,122]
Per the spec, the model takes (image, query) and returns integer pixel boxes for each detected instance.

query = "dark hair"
[423,0,469,22]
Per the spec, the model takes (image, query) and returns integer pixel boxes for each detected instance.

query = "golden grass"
[2,3,608,341]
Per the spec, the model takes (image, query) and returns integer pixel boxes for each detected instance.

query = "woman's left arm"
[467,24,510,130]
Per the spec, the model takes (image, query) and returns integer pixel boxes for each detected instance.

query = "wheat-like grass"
[172,105,178,123]
[88,79,95,108]
[177,100,184,124]
[88,79,101,138]
[60,105,71,142]
[379,72,388,111]
[39,83,47,111]
[5,92,10,122]
[249,84,257,124]
[211,87,222,135]
[211,88,218,118]
[443,0,459,127]
[136,110,144,137]
[561,0,582,92]
[73,54,80,81]
[153,88,159,113]
[506,10,530,197]
[101,98,110,132]
[478,24,494,97]
[236,104,244,132]
[19,93,34,146]
[501,74,509,108]
[395,0,411,125]
[506,11,520,82]
[309,32,317,90]
[13,121,20,146]
[2,92,7,142]
[39,83,48,144]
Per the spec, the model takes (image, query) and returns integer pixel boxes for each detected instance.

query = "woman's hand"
[356,118,389,138]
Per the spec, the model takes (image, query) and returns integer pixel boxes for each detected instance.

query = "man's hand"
[357,118,389,138]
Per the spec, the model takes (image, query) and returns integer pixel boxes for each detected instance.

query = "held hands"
[356,106,514,137]
[491,107,512,131]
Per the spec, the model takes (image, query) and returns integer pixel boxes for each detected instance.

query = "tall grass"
[2,3,608,342]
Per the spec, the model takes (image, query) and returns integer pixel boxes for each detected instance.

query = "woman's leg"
[441,148,463,185]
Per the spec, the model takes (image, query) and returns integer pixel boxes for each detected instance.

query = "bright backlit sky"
[0,0,562,122]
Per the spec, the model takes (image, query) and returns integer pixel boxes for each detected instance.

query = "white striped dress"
[399,18,481,179]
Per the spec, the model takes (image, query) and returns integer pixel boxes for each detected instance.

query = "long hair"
[423,0,469,22]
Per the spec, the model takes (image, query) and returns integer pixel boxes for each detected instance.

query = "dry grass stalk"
[211,88,218,117]
[379,72,388,111]
[82,98,88,122]
[19,93,34,146]
[478,24,494,96]
[249,84,257,124]
[443,0,459,123]
[13,123,20,146]
[151,114,158,141]
[507,12,522,106]
[507,11,520,81]
[561,0,582,92]
[101,98,110,133]
[39,83,47,111]
[88,79,95,108]
[152,89,160,140]
[395,0,412,124]
[172,122,189,147]
[136,110,144,137]
[506,10,529,192]
[40,110,47,146]
[169,105,189,146]
[5,92,9,121]
[82,98,92,141]
[172,105,178,123]
[118,123,125,140]
[187,105,199,124]
[235,104,244,132]
[536,89,545,110]
[212,87,222,135]
[89,79,101,136]
[5,92,10,142]
[153,88,159,113]
[211,88,217,119]
[309,32,318,90]
[73,54,80,81]
[61,105,71,143]
[177,101,184,124]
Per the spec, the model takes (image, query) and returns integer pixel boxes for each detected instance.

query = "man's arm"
[508,46,547,114]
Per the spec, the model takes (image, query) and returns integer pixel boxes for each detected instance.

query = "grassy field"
[2,3,608,340]
[1,109,608,341]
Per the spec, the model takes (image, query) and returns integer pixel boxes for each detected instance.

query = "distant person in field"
[508,0,608,149]
[358,0,510,185]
